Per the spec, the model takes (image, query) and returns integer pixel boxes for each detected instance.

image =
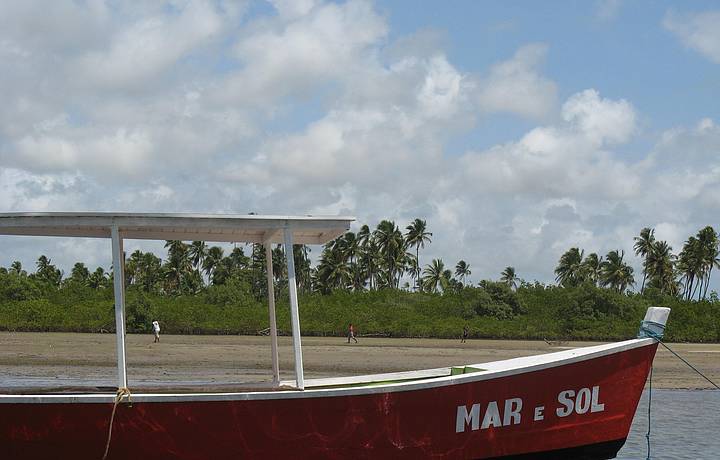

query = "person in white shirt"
[152,320,161,343]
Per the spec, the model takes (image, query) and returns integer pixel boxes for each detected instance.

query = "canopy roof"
[0,212,354,245]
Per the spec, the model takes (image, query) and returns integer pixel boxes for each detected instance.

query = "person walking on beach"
[347,323,358,344]
[152,320,161,343]
[461,325,469,343]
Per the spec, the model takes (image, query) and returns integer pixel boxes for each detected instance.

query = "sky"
[0,0,719,290]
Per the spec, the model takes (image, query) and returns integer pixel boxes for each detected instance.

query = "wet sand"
[0,332,718,390]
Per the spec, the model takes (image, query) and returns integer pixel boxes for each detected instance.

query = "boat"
[0,213,669,459]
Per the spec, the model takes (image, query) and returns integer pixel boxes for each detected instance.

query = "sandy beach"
[1,332,717,390]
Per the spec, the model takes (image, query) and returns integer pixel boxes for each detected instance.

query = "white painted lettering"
[591,386,605,413]
[503,398,522,426]
[576,387,591,414]
[481,401,503,429]
[534,405,544,421]
[458,387,604,433]
[556,390,575,417]
[456,404,480,433]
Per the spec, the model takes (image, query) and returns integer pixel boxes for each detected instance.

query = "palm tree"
[581,253,602,286]
[357,224,371,247]
[9,261,25,276]
[325,231,363,290]
[188,241,208,282]
[374,220,405,288]
[365,238,381,290]
[35,255,61,286]
[203,246,224,284]
[88,267,108,289]
[36,255,51,274]
[697,226,719,300]
[138,252,162,292]
[704,242,720,300]
[293,244,313,293]
[407,256,420,291]
[247,243,268,297]
[406,219,432,290]
[422,259,445,293]
[125,250,144,286]
[70,262,90,285]
[554,248,584,287]
[271,244,287,283]
[340,232,359,264]
[393,248,414,289]
[163,240,191,294]
[455,260,471,285]
[678,236,703,300]
[633,227,655,293]
[676,227,720,301]
[356,225,374,290]
[441,269,455,292]
[229,247,249,269]
[600,250,635,292]
[348,260,366,291]
[315,245,350,293]
[645,240,677,295]
[500,266,519,290]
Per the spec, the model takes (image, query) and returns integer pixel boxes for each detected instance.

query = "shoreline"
[1,332,718,391]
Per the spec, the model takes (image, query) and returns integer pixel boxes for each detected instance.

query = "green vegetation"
[0,220,718,342]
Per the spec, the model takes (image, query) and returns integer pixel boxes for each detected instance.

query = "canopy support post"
[284,228,304,390]
[110,225,128,389]
[264,243,280,385]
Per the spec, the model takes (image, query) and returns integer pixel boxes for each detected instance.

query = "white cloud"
[269,0,320,19]
[75,1,225,89]
[0,0,110,54]
[0,168,86,213]
[10,127,153,178]
[309,183,358,216]
[221,0,387,106]
[418,55,467,120]
[1,0,719,293]
[561,89,636,145]
[664,10,720,63]
[459,89,639,198]
[474,44,557,120]
[648,116,720,173]
[14,135,79,172]
[227,49,470,191]
[641,118,720,224]
[654,222,690,254]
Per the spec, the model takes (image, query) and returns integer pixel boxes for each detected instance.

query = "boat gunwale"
[0,338,655,404]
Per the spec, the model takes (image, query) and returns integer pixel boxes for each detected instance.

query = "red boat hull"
[0,342,656,459]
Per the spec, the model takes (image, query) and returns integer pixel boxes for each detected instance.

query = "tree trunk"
[703,266,713,300]
[416,246,420,292]
[640,257,648,293]
[691,276,702,301]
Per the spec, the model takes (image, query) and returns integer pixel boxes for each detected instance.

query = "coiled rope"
[101,387,132,460]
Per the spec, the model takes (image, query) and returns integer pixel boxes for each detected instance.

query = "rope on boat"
[645,366,653,460]
[639,323,720,390]
[639,321,719,460]
[101,387,132,460]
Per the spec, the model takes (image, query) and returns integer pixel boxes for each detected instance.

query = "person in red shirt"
[347,323,358,344]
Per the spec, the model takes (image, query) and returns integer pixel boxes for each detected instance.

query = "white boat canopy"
[0,212,352,244]
[0,212,354,391]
